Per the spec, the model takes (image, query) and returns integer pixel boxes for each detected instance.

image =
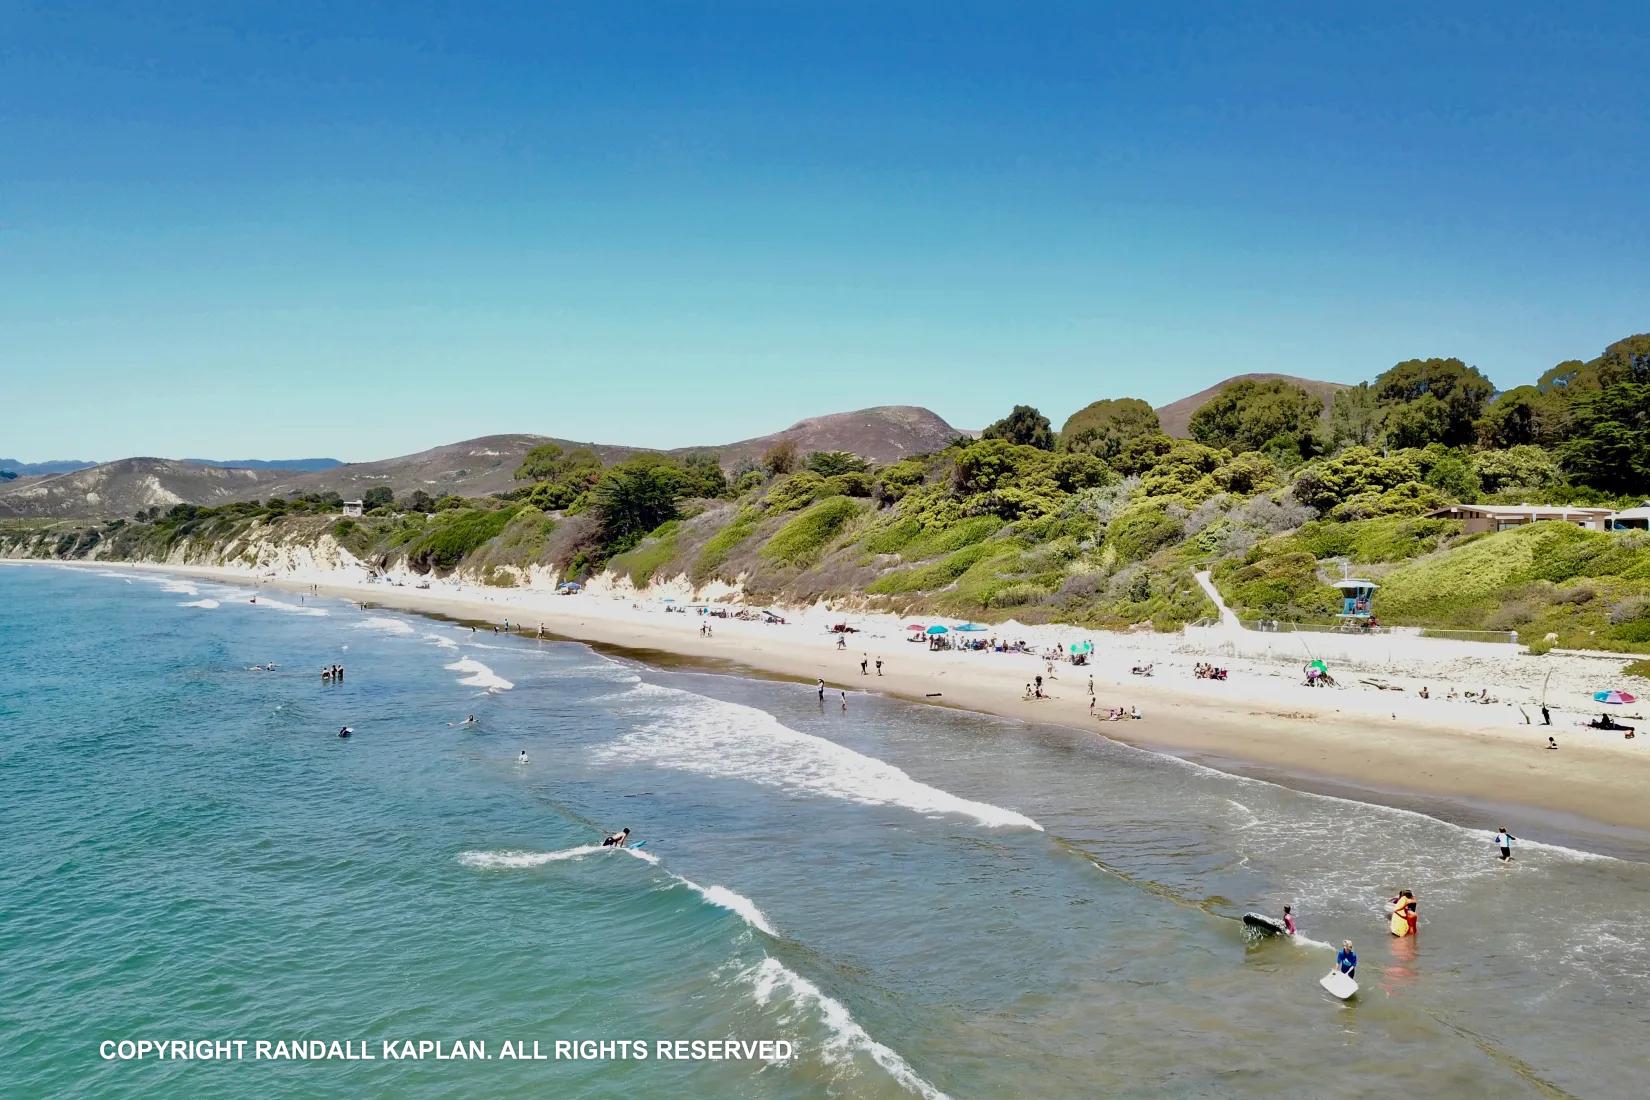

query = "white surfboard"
[1320,970,1358,1000]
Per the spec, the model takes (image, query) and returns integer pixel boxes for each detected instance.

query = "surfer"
[1494,826,1517,862]
[1282,905,1296,935]
[1336,940,1357,978]
[337,726,352,739]
[516,750,528,764]
[602,827,630,848]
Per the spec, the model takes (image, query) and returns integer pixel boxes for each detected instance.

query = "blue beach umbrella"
[926,625,949,635]
[956,623,987,632]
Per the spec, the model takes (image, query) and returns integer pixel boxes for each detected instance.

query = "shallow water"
[2,565,1646,1098]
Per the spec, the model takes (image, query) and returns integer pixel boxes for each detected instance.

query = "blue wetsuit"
[1336,948,1357,978]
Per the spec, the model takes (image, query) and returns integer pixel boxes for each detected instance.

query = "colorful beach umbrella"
[907,624,926,631]
[1594,690,1636,705]
[957,623,987,632]
[926,625,949,635]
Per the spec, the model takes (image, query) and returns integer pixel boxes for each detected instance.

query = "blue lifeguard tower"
[1332,578,1378,619]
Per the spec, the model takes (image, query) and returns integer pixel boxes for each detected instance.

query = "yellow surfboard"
[1389,910,1410,937]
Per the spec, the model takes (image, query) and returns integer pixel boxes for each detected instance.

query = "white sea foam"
[423,632,459,650]
[679,881,777,936]
[593,682,1041,831]
[159,579,200,596]
[459,846,606,869]
[179,598,220,609]
[445,657,513,692]
[747,958,949,1100]
[357,616,414,636]
[249,596,328,616]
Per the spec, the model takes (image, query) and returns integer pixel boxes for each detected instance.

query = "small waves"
[678,881,777,937]
[593,683,1041,830]
[179,598,220,609]
[445,657,513,692]
[459,846,610,869]
[248,596,328,616]
[357,616,414,636]
[423,632,459,650]
[747,958,950,1100]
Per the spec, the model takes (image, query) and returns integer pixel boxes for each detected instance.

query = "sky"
[2,2,1647,463]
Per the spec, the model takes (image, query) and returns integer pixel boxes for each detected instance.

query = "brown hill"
[0,458,283,520]
[2,408,966,519]
[1154,374,1348,438]
[246,434,644,503]
[689,406,963,471]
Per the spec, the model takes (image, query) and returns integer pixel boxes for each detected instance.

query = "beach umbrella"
[1308,659,1329,673]
[1069,641,1093,655]
[957,623,987,632]
[1594,690,1637,705]
[926,625,950,635]
[907,624,926,632]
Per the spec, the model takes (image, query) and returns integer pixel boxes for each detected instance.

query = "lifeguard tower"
[1332,577,1378,620]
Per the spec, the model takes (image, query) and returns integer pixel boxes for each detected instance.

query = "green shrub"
[762,497,862,567]
[1107,507,1182,563]
[405,506,521,571]
[693,508,761,583]
[1623,659,1650,680]
[608,521,682,587]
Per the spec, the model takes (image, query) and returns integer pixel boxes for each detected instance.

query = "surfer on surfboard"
[1335,941,1357,978]
[601,827,630,849]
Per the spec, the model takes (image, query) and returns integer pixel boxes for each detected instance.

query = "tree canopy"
[1371,358,1493,447]
[1187,379,1324,459]
[981,405,1055,450]
[1060,398,1160,460]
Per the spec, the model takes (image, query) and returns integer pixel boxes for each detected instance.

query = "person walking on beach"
[1494,826,1517,862]
[875,658,883,676]
[1088,675,1094,697]
[861,656,868,676]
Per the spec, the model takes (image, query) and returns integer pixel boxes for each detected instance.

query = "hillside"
[690,406,963,470]
[0,407,965,519]
[182,457,344,472]
[0,459,283,520]
[241,434,644,504]
[1155,374,1347,438]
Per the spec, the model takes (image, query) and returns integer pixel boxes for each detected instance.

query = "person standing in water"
[1336,941,1357,977]
[816,678,825,702]
[1494,825,1517,862]
[1282,905,1296,935]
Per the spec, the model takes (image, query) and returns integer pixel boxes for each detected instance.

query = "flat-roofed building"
[1426,503,1615,534]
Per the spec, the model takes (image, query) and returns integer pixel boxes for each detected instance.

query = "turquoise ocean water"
[2,564,1647,1098]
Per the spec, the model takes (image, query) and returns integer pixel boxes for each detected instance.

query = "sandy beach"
[16,555,1649,842]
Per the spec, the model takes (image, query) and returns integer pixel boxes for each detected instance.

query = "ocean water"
[2,565,1648,1099]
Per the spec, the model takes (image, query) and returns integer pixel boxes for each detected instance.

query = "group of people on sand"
[1192,662,1228,681]
[1091,700,1142,721]
[320,664,345,682]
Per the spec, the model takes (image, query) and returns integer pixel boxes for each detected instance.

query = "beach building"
[1332,577,1378,619]
[1608,502,1650,531]
[341,500,364,518]
[1426,503,1615,534]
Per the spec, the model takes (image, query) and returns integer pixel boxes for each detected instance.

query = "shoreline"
[13,556,1650,851]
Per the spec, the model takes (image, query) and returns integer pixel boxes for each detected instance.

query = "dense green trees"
[804,450,869,477]
[982,405,1056,450]
[1328,383,1381,446]
[1371,358,1493,447]
[1060,398,1160,459]
[1187,379,1324,459]
[590,458,683,554]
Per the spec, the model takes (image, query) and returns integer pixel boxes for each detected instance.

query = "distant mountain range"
[0,458,99,476]
[1154,374,1347,438]
[0,406,965,519]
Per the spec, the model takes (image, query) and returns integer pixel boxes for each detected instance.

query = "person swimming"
[1336,940,1357,977]
[601,827,630,848]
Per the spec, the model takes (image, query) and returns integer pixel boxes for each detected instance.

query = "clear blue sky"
[3,2,1646,462]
